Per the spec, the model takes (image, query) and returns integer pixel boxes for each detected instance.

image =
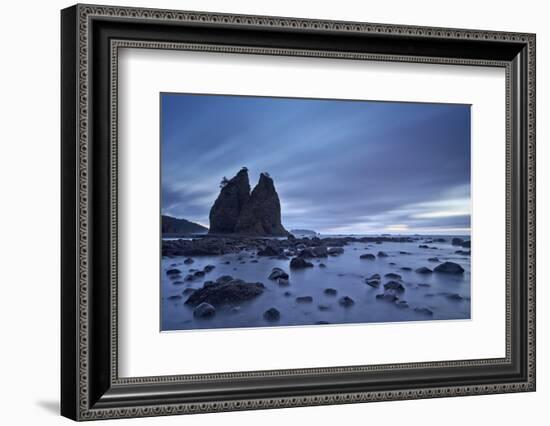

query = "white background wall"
[0,0,546,424]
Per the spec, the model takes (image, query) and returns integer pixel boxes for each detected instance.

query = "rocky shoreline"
[163,235,470,323]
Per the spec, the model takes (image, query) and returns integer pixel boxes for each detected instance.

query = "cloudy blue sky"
[161,93,471,235]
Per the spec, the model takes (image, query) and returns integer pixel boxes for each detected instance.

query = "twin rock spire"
[209,168,289,236]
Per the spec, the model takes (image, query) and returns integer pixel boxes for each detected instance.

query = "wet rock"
[399,251,411,255]
[203,264,216,272]
[319,263,327,268]
[389,262,396,265]
[384,281,405,292]
[250,259,259,263]
[338,296,355,307]
[417,283,431,288]
[166,268,181,276]
[455,250,471,256]
[182,288,196,295]
[366,273,381,280]
[418,244,429,249]
[385,272,402,280]
[216,275,234,283]
[395,300,409,309]
[312,246,329,258]
[277,278,290,287]
[193,302,216,318]
[290,257,314,269]
[451,237,464,246]
[428,257,440,262]
[263,307,280,321]
[172,281,184,285]
[269,267,289,280]
[400,267,412,271]
[296,296,313,303]
[377,251,389,257]
[365,279,380,288]
[360,253,376,260]
[167,295,182,300]
[324,288,337,296]
[184,274,196,282]
[376,289,399,302]
[183,258,194,265]
[434,261,465,274]
[414,307,434,316]
[327,247,345,256]
[434,238,446,243]
[193,270,206,277]
[461,240,471,248]
[257,246,281,257]
[185,279,265,307]
[415,266,433,274]
[318,304,331,311]
[284,291,292,297]
[442,292,463,301]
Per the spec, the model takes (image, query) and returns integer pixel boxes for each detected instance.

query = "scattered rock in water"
[418,244,429,249]
[434,261,465,274]
[172,281,184,285]
[319,263,327,268]
[377,251,388,257]
[414,307,434,316]
[338,296,355,307]
[296,296,313,303]
[182,288,196,295]
[365,279,380,288]
[389,262,396,265]
[366,273,381,280]
[451,237,464,246]
[400,267,412,271]
[434,238,446,243]
[417,283,431,288]
[203,265,216,272]
[318,304,331,311]
[269,267,289,280]
[315,321,330,325]
[257,246,281,257]
[166,268,181,276]
[223,261,231,265]
[193,270,206,277]
[290,257,314,269]
[284,291,292,297]
[455,250,471,256]
[216,275,234,283]
[385,272,402,280]
[183,258,194,265]
[428,257,440,262]
[184,274,196,282]
[360,253,376,260]
[185,279,265,307]
[384,281,405,292]
[250,259,259,263]
[328,247,345,256]
[376,289,400,302]
[399,251,411,255]
[193,302,216,318]
[415,266,433,274]
[461,240,471,248]
[277,278,290,286]
[324,288,337,296]
[395,300,409,309]
[441,292,463,301]
[167,295,182,300]
[263,307,280,321]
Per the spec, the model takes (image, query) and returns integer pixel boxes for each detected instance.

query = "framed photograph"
[61,4,536,421]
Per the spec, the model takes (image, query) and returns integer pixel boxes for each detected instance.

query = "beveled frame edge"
[61,3,536,421]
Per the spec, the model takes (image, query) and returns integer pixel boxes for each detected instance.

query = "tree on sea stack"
[208,168,289,236]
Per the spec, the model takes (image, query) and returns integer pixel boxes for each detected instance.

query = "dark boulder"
[366,273,381,280]
[376,290,399,302]
[377,251,389,257]
[193,302,216,318]
[455,250,471,256]
[263,308,280,321]
[414,307,434,316]
[418,244,429,249]
[360,253,376,260]
[434,261,465,274]
[296,296,313,303]
[451,237,464,246]
[327,247,345,256]
[395,300,409,309]
[324,288,337,296]
[268,267,289,280]
[257,245,281,256]
[166,268,181,276]
[183,258,194,264]
[338,296,355,307]
[319,263,327,268]
[385,272,402,280]
[203,264,216,272]
[365,279,380,288]
[318,304,331,311]
[277,278,290,286]
[401,267,412,271]
[384,281,405,292]
[415,266,433,274]
[290,257,314,269]
[185,279,265,307]
[428,257,440,262]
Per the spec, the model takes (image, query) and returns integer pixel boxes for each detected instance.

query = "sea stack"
[208,168,250,234]
[209,168,289,236]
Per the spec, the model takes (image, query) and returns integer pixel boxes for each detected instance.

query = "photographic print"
[161,93,471,331]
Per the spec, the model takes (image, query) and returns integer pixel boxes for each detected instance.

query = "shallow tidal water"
[161,238,471,331]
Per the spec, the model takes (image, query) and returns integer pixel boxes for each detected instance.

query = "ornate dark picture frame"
[61,4,536,421]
